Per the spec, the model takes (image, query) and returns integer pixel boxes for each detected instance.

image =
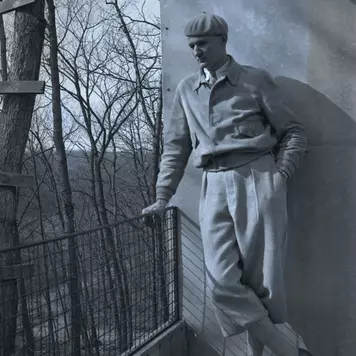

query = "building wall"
[161,1,356,355]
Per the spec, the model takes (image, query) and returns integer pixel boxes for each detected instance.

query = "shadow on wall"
[276,76,356,356]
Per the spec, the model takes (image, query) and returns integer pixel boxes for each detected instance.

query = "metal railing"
[0,207,180,356]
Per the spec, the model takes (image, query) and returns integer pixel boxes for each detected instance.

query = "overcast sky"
[144,0,160,17]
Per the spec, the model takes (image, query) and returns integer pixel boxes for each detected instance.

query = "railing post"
[173,207,184,321]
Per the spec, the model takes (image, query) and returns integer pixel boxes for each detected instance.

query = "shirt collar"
[194,55,241,91]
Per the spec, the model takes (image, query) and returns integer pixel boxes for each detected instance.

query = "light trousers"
[199,153,288,337]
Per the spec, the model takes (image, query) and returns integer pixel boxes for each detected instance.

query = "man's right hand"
[141,199,168,226]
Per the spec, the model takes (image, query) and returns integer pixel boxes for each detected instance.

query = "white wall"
[161,1,356,355]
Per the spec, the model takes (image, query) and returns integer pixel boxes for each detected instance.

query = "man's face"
[188,35,227,71]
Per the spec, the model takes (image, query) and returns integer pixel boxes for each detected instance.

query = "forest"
[0,0,175,355]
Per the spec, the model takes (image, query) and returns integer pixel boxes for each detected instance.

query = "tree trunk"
[151,79,164,203]
[0,2,45,355]
[31,151,57,355]
[87,151,128,352]
[79,252,99,356]
[94,157,133,352]
[46,0,82,354]
[149,81,169,328]
[0,6,7,81]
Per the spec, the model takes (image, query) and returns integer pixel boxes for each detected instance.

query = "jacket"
[156,55,307,201]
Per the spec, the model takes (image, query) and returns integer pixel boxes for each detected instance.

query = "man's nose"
[194,46,202,57]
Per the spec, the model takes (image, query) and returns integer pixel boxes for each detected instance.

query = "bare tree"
[27,130,57,355]
[107,0,163,204]
[0,6,7,81]
[45,0,140,350]
[45,0,85,353]
[106,1,171,328]
[0,0,168,353]
[0,1,46,355]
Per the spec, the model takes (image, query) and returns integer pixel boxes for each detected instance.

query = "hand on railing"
[141,199,168,226]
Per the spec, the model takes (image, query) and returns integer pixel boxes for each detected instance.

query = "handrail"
[0,206,177,253]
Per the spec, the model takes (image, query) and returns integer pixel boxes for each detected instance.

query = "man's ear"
[221,34,228,45]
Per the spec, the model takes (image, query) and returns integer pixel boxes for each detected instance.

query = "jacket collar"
[194,55,241,91]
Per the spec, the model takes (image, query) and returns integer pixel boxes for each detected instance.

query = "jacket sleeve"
[156,84,193,201]
[259,70,308,179]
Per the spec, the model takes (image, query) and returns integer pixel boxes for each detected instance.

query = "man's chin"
[199,61,209,69]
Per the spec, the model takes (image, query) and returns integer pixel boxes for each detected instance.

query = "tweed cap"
[184,13,228,37]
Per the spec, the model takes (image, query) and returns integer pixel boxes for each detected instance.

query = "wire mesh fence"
[0,207,179,356]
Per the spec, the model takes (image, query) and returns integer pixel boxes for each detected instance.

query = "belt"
[203,150,271,172]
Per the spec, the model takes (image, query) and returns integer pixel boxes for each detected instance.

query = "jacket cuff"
[276,158,296,180]
[278,168,289,180]
[156,186,175,202]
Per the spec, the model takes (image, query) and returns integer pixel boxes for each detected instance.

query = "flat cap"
[184,13,228,37]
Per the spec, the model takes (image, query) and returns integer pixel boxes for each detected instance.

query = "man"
[142,13,310,356]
